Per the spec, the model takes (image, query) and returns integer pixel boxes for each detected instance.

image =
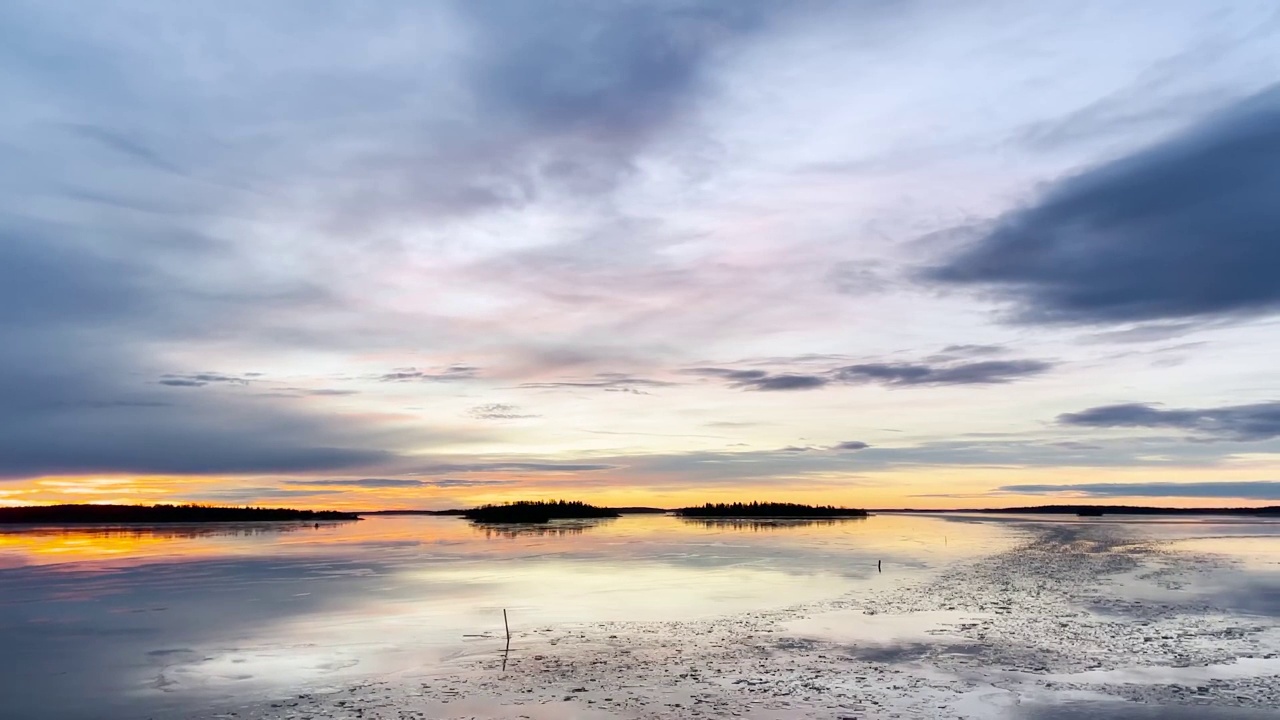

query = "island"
[675,502,869,518]
[358,509,468,516]
[461,500,621,523]
[0,504,360,524]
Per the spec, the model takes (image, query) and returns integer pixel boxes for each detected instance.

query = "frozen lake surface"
[0,513,1276,719]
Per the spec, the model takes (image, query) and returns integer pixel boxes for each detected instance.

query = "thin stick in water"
[501,609,511,671]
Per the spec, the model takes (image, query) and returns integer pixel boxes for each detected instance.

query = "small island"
[675,502,869,518]
[461,500,620,524]
[0,504,360,524]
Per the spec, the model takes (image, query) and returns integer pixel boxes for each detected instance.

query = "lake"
[0,513,1276,720]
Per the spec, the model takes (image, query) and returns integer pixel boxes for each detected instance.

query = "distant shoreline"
[0,504,360,524]
[361,504,1280,518]
[870,504,1280,516]
[3,503,1276,526]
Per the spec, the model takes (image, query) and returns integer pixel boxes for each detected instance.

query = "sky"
[3,0,1280,510]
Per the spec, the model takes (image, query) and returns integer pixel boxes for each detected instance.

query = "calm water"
[0,513,1275,720]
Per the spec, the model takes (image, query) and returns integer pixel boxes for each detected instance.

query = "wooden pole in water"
[877,559,882,573]
[502,609,511,671]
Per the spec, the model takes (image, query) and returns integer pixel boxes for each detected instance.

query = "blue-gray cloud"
[281,477,514,489]
[411,462,617,475]
[685,368,831,391]
[1059,401,1280,441]
[689,357,1053,391]
[282,478,426,488]
[929,86,1280,324]
[461,0,776,142]
[834,440,870,451]
[518,373,676,393]
[834,360,1052,387]
[187,487,348,501]
[159,372,256,388]
[377,365,479,383]
[997,481,1280,500]
[747,374,830,391]
[0,222,398,479]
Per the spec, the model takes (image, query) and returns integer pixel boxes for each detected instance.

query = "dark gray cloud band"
[929,86,1280,324]
[998,481,1280,500]
[1059,401,1280,441]
[834,360,1052,387]
[687,358,1053,391]
[281,477,513,489]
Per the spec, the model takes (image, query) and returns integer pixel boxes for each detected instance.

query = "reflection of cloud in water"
[470,518,615,538]
[680,517,868,532]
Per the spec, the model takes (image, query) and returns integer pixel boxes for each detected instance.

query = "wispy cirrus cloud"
[468,403,540,420]
[518,372,676,394]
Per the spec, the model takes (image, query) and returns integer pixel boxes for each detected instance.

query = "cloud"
[159,372,255,387]
[282,478,427,488]
[422,478,516,488]
[834,360,1052,387]
[186,487,347,502]
[468,403,539,420]
[750,374,830,391]
[687,357,1053,391]
[290,388,362,397]
[280,477,514,489]
[377,365,479,382]
[827,261,893,296]
[996,481,1280,501]
[518,373,675,393]
[0,212,402,479]
[684,367,830,391]
[833,440,870,451]
[1058,401,1280,441]
[939,344,1005,356]
[928,86,1280,324]
[410,462,617,475]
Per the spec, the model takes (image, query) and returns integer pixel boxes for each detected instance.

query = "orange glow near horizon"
[3,462,1280,512]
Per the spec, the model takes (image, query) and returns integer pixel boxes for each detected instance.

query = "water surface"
[2,513,1276,719]
[0,513,1011,719]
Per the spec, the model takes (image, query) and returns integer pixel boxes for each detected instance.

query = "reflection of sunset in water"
[0,513,996,570]
[0,523,348,568]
